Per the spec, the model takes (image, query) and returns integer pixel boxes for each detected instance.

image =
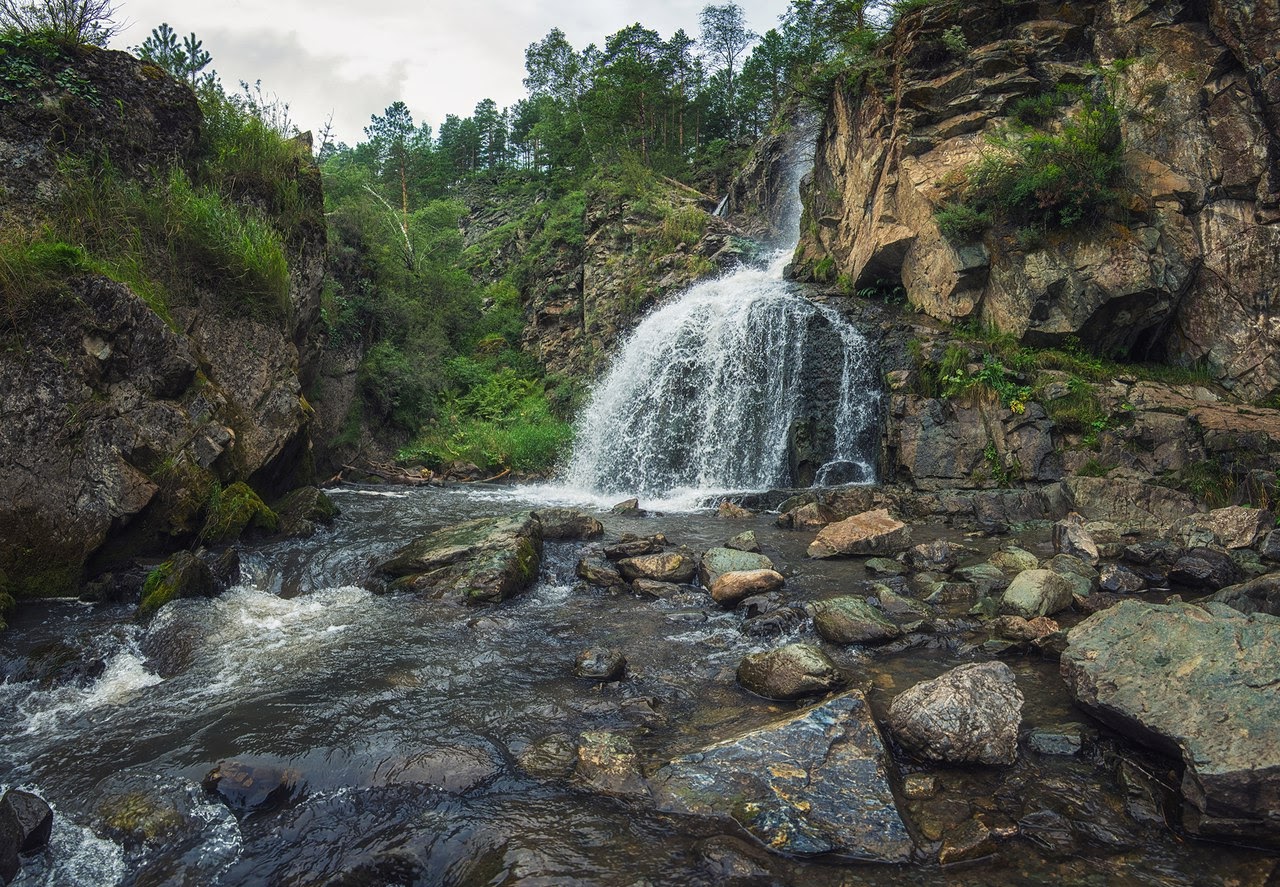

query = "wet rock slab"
[1061,600,1280,840]
[807,509,911,559]
[649,691,915,862]
[378,512,542,604]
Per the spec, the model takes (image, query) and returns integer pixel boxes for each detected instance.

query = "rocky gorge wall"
[0,45,325,602]
[794,0,1280,402]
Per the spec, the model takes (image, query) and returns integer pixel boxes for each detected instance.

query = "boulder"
[1062,601,1280,841]
[574,648,626,681]
[1063,477,1201,532]
[1000,569,1075,618]
[378,513,542,604]
[1045,553,1098,598]
[1260,530,1280,562]
[617,551,697,584]
[938,819,996,865]
[631,579,684,598]
[905,540,967,572]
[699,547,774,588]
[137,552,218,621]
[866,557,908,576]
[0,789,53,883]
[810,596,902,645]
[1052,513,1099,566]
[1209,574,1280,617]
[1098,564,1147,594]
[603,533,667,560]
[988,546,1039,574]
[708,569,785,607]
[574,732,647,798]
[533,508,604,541]
[737,643,843,700]
[1172,506,1272,550]
[887,662,1024,766]
[725,530,761,553]
[1169,548,1244,591]
[717,500,753,519]
[576,556,625,589]
[954,563,1009,595]
[807,509,911,559]
[650,691,915,862]
[272,486,338,539]
[610,498,644,516]
[776,501,838,530]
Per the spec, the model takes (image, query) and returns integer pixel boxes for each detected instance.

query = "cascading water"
[561,136,880,507]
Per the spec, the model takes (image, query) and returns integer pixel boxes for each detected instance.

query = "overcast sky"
[109,1,789,146]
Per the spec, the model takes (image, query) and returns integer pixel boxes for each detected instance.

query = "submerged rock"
[574,647,627,681]
[533,508,604,541]
[1098,563,1147,594]
[575,556,624,589]
[717,500,753,519]
[1062,601,1280,842]
[202,761,305,814]
[810,596,901,645]
[737,643,843,700]
[649,690,915,862]
[807,509,911,559]
[378,512,542,604]
[574,732,648,798]
[272,486,338,539]
[725,530,761,553]
[887,662,1023,766]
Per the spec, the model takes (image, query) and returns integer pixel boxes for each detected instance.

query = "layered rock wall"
[795,0,1280,400]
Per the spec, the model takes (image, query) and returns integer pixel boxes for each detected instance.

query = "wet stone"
[717,500,753,519]
[1124,539,1179,566]
[742,605,808,637]
[954,563,1009,595]
[0,790,53,874]
[866,557,907,576]
[1169,548,1244,590]
[724,530,761,553]
[988,546,1040,574]
[938,818,996,865]
[617,550,697,584]
[202,761,305,814]
[737,643,843,700]
[699,547,774,588]
[810,596,901,645]
[1001,569,1075,618]
[903,773,938,799]
[994,615,1059,641]
[576,555,624,589]
[906,540,968,573]
[518,734,577,779]
[603,533,667,560]
[709,568,785,607]
[1053,513,1100,565]
[533,507,604,540]
[888,662,1023,766]
[610,498,645,516]
[650,691,915,862]
[574,647,627,681]
[574,732,648,799]
[1027,723,1094,756]
[807,509,911,559]
[630,578,683,598]
[1099,563,1147,593]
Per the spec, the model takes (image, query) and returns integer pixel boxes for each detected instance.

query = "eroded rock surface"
[378,513,543,604]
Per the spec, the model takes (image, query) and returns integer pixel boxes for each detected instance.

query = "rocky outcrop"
[798,0,1280,401]
[650,690,915,861]
[1062,600,1280,844]
[0,48,325,601]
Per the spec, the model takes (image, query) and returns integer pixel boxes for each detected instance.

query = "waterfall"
[558,132,880,508]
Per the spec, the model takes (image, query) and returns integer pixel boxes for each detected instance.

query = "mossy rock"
[200,482,278,544]
[98,791,185,849]
[137,552,216,620]
[272,486,338,539]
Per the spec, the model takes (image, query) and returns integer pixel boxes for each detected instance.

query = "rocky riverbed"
[1,482,1278,885]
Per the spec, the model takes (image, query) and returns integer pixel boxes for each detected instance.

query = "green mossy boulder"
[379,512,543,604]
[137,552,217,620]
[200,482,279,544]
[272,486,338,538]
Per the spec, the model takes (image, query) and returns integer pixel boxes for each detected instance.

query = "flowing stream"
[1,487,1273,885]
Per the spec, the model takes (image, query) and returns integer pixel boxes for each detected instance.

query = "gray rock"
[1208,573,1280,617]
[650,690,915,862]
[1099,563,1147,594]
[1027,723,1095,756]
[1260,530,1280,563]
[1169,548,1244,591]
[574,647,626,681]
[725,530,761,553]
[737,643,843,700]
[379,513,542,604]
[811,596,901,644]
[603,533,667,560]
[273,486,338,539]
[533,507,604,540]
[631,578,683,598]
[1062,601,1280,840]
[954,563,1009,595]
[887,662,1024,766]
[699,547,774,588]
[905,540,966,572]
[988,546,1039,574]
[576,556,624,589]
[866,557,907,576]
[1053,513,1099,565]
[1172,506,1272,550]
[0,789,53,885]
[610,498,645,516]
[1000,569,1075,618]
[202,761,304,813]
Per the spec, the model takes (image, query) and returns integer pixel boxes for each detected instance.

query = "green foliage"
[199,481,278,544]
[942,353,1033,413]
[137,561,178,620]
[0,237,91,327]
[1076,458,1115,478]
[1162,460,1235,509]
[0,0,121,46]
[813,255,836,282]
[1039,376,1104,433]
[941,25,968,57]
[939,82,1123,238]
[983,440,1018,487]
[0,29,98,104]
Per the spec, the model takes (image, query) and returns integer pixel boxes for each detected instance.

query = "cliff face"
[0,44,324,599]
[795,0,1280,401]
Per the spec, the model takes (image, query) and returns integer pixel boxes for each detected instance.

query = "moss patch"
[199,481,278,544]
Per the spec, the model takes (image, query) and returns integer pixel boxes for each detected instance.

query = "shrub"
[934,202,991,239]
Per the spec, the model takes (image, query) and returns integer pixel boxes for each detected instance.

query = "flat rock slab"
[808,509,911,559]
[1061,601,1280,835]
[649,691,915,862]
[378,512,542,604]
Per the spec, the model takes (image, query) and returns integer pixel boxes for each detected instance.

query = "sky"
[109,1,790,147]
